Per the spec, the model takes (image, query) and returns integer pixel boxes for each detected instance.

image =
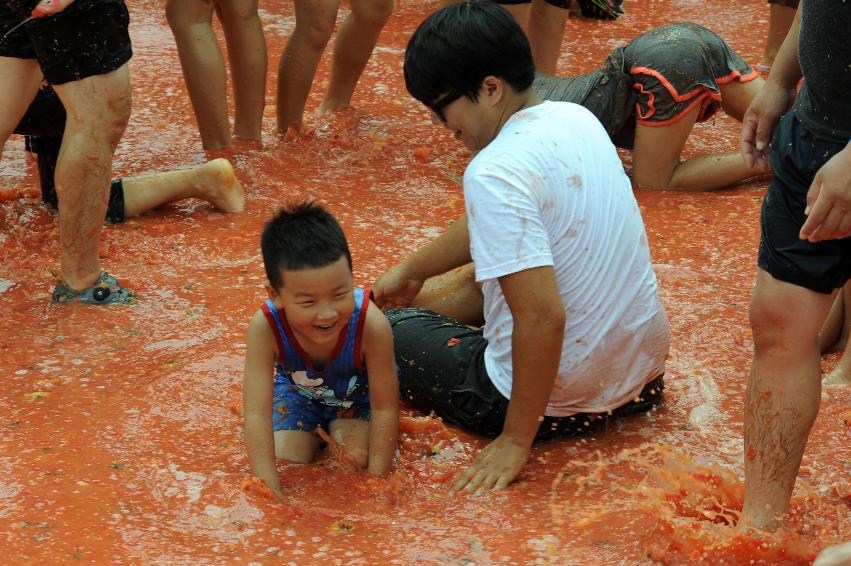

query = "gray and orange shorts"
[624,22,758,128]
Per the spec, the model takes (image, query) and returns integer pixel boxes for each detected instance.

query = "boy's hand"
[450,434,530,494]
[373,263,423,309]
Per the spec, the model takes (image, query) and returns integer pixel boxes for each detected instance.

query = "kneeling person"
[243,202,399,499]
[374,1,669,492]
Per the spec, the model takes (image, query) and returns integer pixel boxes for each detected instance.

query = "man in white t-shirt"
[374,1,669,492]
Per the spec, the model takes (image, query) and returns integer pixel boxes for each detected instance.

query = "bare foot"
[317,98,352,114]
[200,158,245,213]
[813,542,851,566]
[824,365,851,386]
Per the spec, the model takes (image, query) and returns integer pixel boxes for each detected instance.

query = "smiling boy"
[243,202,398,498]
[374,1,669,492]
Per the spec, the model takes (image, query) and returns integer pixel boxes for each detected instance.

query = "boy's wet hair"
[261,201,353,289]
[404,1,535,108]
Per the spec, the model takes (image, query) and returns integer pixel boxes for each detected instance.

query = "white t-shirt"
[465,100,669,417]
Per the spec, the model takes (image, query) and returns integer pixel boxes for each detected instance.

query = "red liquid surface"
[1,1,848,564]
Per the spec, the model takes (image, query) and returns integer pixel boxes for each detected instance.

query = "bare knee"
[217,0,260,25]
[294,12,337,52]
[749,288,819,355]
[351,0,394,27]
[632,163,675,189]
[165,0,211,29]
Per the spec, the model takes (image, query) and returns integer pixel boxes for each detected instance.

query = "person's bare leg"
[824,283,851,385]
[0,57,43,159]
[527,0,568,76]
[720,77,765,122]
[166,0,231,150]
[121,158,245,217]
[52,64,131,291]
[632,104,763,190]
[744,269,833,530]
[218,0,267,141]
[759,3,796,71]
[276,0,339,133]
[501,3,530,29]
[817,287,843,354]
[412,263,484,327]
[319,0,393,112]
[273,429,321,463]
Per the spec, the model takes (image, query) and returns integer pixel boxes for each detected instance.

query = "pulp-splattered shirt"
[260,288,371,410]
[464,101,670,416]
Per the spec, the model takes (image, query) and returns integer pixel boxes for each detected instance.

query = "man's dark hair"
[404,1,535,107]
[261,201,353,289]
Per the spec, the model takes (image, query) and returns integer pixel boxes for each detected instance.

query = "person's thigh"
[0,57,43,146]
[758,111,851,294]
[631,103,699,188]
[413,263,485,326]
[386,307,508,437]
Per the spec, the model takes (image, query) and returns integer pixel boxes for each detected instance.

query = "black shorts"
[758,110,851,294]
[387,307,664,441]
[768,0,798,7]
[0,0,132,85]
[496,0,571,8]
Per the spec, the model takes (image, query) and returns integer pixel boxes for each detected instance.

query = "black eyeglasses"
[427,90,463,122]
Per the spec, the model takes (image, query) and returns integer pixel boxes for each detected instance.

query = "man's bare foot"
[813,541,851,566]
[824,365,851,386]
[199,158,245,213]
[317,99,352,114]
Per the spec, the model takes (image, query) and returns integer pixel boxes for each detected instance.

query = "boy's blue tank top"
[260,288,370,409]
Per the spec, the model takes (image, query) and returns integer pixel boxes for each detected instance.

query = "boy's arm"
[243,310,284,498]
[362,303,399,477]
[373,213,472,309]
[451,266,565,493]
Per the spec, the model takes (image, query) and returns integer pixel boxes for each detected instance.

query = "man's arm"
[373,214,472,309]
[243,310,284,499]
[799,145,851,242]
[451,265,565,493]
[741,2,802,170]
[362,303,399,477]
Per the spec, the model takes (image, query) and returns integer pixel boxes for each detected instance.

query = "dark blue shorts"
[272,382,370,433]
[757,109,851,294]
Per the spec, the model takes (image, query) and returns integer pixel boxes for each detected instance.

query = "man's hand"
[373,262,424,310]
[800,146,851,242]
[450,434,531,494]
[740,80,796,171]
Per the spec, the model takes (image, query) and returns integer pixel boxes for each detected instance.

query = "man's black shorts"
[758,109,851,294]
[386,307,663,441]
[0,0,132,85]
